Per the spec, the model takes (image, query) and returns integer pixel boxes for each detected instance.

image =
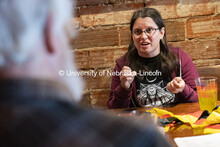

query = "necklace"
[146,76,157,83]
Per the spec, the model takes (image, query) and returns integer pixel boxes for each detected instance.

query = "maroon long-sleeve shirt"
[108,46,199,109]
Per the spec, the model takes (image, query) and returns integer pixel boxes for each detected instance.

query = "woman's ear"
[160,27,165,39]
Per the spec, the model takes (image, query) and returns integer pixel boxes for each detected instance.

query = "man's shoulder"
[2,99,171,147]
[85,109,171,146]
[43,101,171,146]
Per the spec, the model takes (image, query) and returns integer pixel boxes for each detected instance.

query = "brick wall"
[72,0,220,109]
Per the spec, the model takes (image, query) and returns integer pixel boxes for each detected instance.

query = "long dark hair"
[126,8,178,79]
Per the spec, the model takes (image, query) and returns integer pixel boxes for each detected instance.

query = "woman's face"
[132,17,164,58]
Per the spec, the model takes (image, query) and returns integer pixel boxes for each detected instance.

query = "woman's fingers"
[120,66,136,90]
[167,77,185,94]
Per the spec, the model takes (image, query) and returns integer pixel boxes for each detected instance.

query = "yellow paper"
[146,107,220,133]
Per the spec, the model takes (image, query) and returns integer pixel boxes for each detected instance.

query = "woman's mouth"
[141,42,150,47]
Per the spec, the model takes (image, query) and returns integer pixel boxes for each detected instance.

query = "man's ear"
[44,14,56,54]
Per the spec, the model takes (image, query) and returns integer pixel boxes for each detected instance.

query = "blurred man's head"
[0,0,83,101]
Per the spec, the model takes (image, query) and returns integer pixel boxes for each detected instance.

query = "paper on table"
[174,133,220,147]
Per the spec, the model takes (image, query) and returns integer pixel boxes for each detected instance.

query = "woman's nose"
[140,31,148,40]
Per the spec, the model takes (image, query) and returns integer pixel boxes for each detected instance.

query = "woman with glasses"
[108,8,199,109]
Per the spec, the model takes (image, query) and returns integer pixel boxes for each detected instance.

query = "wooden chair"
[197,65,220,100]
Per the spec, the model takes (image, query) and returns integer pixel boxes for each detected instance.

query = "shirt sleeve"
[177,48,199,103]
[107,59,133,109]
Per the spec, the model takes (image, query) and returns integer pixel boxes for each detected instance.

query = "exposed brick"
[76,0,110,7]
[89,47,127,68]
[114,47,127,59]
[80,10,134,27]
[120,25,131,46]
[113,2,144,12]
[169,39,220,60]
[113,10,135,24]
[76,0,145,8]
[74,47,127,69]
[72,27,119,49]
[165,21,185,42]
[79,5,113,15]
[89,49,115,68]
[82,69,112,90]
[194,59,220,67]
[114,0,144,3]
[177,0,215,17]
[217,1,220,14]
[145,0,177,6]
[145,0,178,19]
[74,50,89,69]
[91,90,110,108]
[81,90,111,109]
[78,2,143,16]
[80,13,114,27]
[74,8,80,18]
[186,16,220,39]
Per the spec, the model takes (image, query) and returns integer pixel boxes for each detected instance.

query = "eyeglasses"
[133,27,159,37]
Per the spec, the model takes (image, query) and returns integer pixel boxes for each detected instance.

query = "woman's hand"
[120,66,136,90]
[167,77,185,94]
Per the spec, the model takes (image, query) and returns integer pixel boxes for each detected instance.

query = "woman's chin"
[138,48,151,57]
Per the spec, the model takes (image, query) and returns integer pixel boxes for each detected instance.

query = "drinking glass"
[195,76,218,113]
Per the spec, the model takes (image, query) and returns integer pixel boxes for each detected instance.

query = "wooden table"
[107,102,220,146]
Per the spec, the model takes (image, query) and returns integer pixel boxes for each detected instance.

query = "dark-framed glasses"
[133,27,159,37]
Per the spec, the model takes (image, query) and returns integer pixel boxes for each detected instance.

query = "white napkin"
[174,133,220,147]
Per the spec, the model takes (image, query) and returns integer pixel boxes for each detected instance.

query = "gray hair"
[0,0,73,66]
